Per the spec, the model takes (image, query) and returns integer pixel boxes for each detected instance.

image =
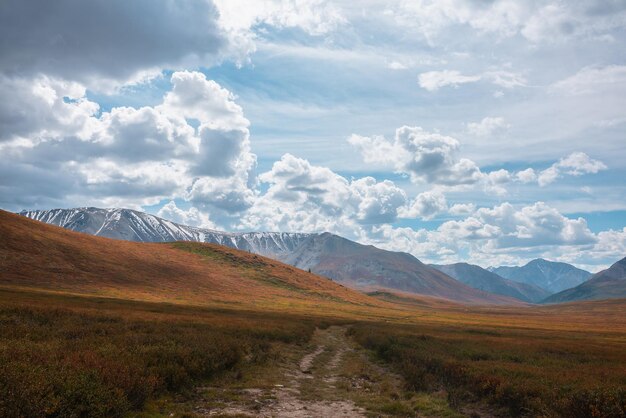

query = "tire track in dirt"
[188,325,492,418]
[202,326,366,417]
[299,345,324,373]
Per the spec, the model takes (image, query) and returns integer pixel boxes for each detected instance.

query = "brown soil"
[194,326,368,417]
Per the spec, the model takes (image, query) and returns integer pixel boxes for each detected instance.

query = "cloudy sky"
[1,0,625,271]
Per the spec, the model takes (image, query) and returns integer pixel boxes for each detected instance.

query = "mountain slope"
[20,207,522,305]
[0,210,382,315]
[20,207,312,258]
[490,259,592,293]
[543,257,626,303]
[278,233,522,305]
[431,263,551,303]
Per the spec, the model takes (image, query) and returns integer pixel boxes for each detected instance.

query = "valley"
[1,211,626,417]
[3,3,626,417]
[22,207,626,305]
[14,208,560,305]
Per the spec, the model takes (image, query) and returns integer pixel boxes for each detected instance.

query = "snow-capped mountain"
[20,207,313,258]
[17,207,523,304]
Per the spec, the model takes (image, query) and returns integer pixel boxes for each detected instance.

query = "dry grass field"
[0,210,387,317]
[350,311,626,416]
[1,211,625,417]
[0,288,327,417]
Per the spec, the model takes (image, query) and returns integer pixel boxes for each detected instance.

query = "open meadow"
[1,212,625,417]
[1,287,624,417]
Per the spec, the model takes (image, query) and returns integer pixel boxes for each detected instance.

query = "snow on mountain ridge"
[17,207,527,305]
[20,208,315,258]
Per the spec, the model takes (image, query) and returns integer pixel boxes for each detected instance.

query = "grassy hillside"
[2,210,626,417]
[350,312,626,417]
[0,210,391,317]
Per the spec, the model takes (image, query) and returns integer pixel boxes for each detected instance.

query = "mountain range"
[19,207,520,305]
[18,207,625,305]
[278,232,519,304]
[20,207,311,258]
[431,263,551,303]
[543,257,626,303]
[489,258,592,293]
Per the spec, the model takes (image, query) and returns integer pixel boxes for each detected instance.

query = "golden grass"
[2,210,626,417]
[0,210,397,318]
[349,317,626,416]
[0,288,326,417]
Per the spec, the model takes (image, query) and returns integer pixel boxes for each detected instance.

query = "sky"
[1,0,625,271]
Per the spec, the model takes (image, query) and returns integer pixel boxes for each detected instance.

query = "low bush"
[349,323,626,417]
[0,292,318,417]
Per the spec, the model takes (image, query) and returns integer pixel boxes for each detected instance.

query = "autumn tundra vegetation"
[1,211,625,417]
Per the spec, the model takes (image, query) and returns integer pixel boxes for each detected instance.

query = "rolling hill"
[20,207,520,305]
[543,257,626,303]
[3,210,626,418]
[431,262,551,303]
[0,210,385,315]
[490,258,592,293]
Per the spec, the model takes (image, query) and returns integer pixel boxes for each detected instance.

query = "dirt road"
[186,325,465,418]
[199,326,365,417]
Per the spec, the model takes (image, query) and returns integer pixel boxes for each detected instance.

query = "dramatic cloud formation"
[348,126,483,186]
[157,201,215,229]
[0,71,256,217]
[370,201,620,269]
[1,0,624,270]
[438,202,596,248]
[399,191,447,220]
[0,0,227,90]
[349,126,607,199]
[242,154,409,234]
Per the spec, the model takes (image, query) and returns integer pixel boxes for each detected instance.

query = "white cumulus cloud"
[241,153,412,233]
[538,152,606,186]
[157,201,216,229]
[449,202,476,216]
[348,126,483,186]
[0,72,257,216]
[399,191,447,220]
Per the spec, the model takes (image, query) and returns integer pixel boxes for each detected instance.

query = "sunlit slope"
[0,210,387,315]
[284,232,522,305]
[544,257,626,303]
[3,209,626,332]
